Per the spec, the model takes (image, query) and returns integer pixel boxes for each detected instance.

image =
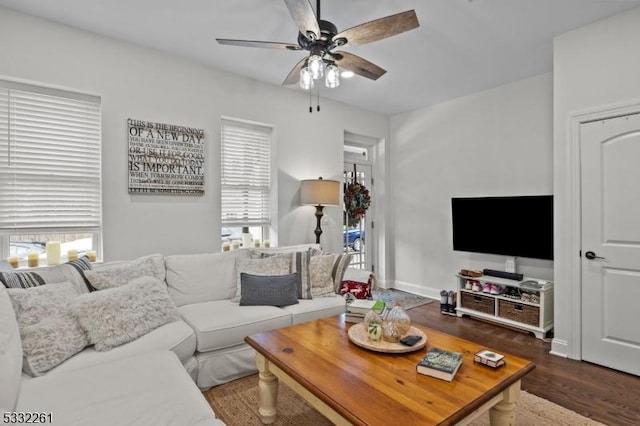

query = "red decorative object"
[340,280,373,299]
[344,182,371,220]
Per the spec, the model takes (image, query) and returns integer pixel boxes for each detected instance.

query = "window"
[0,80,102,265]
[220,118,272,247]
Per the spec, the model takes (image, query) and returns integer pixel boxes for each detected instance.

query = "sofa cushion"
[46,320,196,374]
[0,286,22,411]
[239,272,299,307]
[165,249,249,306]
[179,300,291,352]
[231,256,291,303]
[15,351,223,426]
[47,321,196,375]
[84,253,164,290]
[7,281,89,376]
[72,277,180,351]
[280,296,346,325]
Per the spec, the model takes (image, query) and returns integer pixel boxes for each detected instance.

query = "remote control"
[399,335,422,346]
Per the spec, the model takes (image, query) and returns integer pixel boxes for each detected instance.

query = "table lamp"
[300,177,340,244]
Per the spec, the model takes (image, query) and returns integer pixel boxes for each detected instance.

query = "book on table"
[417,347,463,382]
[474,349,505,368]
[347,299,385,315]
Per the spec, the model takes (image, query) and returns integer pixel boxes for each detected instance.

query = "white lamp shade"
[300,178,340,205]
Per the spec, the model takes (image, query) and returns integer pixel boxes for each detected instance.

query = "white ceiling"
[2,0,640,115]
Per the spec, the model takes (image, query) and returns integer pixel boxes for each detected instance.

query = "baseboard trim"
[550,338,569,358]
[389,280,440,301]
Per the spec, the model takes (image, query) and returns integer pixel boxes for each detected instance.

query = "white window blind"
[220,118,271,226]
[0,81,102,232]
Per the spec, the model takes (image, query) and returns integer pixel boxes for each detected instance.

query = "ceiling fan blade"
[333,10,419,47]
[216,39,301,50]
[284,0,320,40]
[282,57,308,85]
[333,51,386,81]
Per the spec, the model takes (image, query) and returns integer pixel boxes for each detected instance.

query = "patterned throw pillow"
[0,256,93,293]
[328,253,353,293]
[7,281,89,376]
[71,276,180,351]
[250,248,319,300]
[231,256,291,302]
[309,254,338,298]
[83,254,163,290]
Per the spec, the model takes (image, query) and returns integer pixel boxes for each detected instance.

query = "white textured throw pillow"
[71,276,180,351]
[84,254,163,290]
[7,281,89,376]
[231,256,291,302]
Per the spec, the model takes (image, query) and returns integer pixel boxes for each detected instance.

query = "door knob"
[585,251,605,260]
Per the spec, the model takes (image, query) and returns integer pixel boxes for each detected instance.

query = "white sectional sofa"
[0,244,348,425]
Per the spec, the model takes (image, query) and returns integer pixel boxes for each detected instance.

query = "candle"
[254,240,261,248]
[27,252,39,268]
[222,242,230,252]
[46,241,61,266]
[67,249,78,261]
[87,250,97,262]
[264,240,271,248]
[7,256,18,268]
[232,241,240,250]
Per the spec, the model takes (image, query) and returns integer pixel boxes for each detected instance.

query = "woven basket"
[498,300,540,326]
[461,292,495,315]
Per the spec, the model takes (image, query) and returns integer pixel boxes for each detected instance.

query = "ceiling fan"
[216,0,420,89]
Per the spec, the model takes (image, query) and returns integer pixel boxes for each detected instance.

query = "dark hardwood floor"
[409,301,640,426]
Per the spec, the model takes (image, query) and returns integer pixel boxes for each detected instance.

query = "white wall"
[0,7,389,262]
[389,74,554,299]
[553,6,640,358]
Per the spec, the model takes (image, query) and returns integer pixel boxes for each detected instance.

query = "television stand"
[455,274,553,339]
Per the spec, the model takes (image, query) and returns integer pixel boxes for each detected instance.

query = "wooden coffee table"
[245,315,535,425]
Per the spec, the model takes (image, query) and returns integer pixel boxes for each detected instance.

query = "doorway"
[343,133,375,271]
[579,111,640,376]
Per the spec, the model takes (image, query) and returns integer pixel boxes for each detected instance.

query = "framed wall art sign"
[127,118,205,195]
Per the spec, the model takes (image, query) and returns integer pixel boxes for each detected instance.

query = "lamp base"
[314,205,325,244]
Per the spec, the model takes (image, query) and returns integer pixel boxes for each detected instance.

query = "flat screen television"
[451,195,553,260]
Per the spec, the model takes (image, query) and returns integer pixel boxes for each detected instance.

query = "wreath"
[344,182,371,220]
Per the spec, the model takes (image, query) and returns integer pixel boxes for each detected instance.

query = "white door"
[580,112,640,376]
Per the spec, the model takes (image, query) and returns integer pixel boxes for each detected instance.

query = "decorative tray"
[347,323,427,353]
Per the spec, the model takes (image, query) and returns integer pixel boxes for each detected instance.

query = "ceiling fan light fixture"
[308,54,325,80]
[341,70,355,79]
[325,64,340,88]
[299,67,314,90]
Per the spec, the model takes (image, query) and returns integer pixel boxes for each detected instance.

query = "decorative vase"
[367,323,382,341]
[387,305,411,335]
[364,310,383,341]
[364,309,382,326]
[382,320,402,343]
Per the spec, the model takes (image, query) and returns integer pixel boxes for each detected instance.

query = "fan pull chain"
[309,87,312,113]
[317,86,320,112]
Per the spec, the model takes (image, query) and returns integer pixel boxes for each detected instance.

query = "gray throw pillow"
[232,256,292,302]
[71,276,180,351]
[239,273,299,307]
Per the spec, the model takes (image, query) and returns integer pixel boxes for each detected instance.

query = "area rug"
[371,288,433,310]
[204,374,605,426]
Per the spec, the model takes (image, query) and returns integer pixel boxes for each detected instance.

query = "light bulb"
[307,55,324,80]
[299,67,314,90]
[325,64,340,88]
